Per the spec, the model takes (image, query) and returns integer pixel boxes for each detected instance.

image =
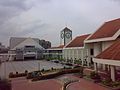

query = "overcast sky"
[0,0,120,47]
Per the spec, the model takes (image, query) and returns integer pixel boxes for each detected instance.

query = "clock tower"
[60,27,72,46]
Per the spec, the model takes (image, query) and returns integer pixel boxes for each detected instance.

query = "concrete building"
[63,34,90,65]
[44,27,72,60]
[0,43,8,53]
[85,18,120,81]
[9,37,44,60]
[44,45,64,60]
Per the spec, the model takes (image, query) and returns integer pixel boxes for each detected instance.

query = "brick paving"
[66,76,110,90]
[11,77,62,90]
[11,74,110,90]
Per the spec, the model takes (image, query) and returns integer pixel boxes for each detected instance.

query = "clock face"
[65,32,72,39]
[61,33,64,39]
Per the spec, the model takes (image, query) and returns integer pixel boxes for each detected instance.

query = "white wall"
[102,41,115,51]
[94,42,102,56]
[63,47,87,65]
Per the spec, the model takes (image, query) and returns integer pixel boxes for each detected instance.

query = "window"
[90,49,94,55]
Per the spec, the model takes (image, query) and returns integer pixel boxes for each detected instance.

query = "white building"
[45,27,72,60]
[9,37,44,60]
[63,34,90,65]
[85,18,120,81]
[44,45,64,60]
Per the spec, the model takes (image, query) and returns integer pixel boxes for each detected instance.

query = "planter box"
[31,68,83,81]
[9,73,27,78]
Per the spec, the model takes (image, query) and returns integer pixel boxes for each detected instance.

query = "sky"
[0,0,120,47]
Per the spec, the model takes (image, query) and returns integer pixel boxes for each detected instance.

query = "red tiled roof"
[96,38,120,60]
[87,18,120,40]
[50,45,64,49]
[65,34,90,48]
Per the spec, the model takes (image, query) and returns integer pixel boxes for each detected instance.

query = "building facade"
[9,37,44,60]
[85,18,120,81]
[63,34,90,65]
[44,45,64,60]
[44,27,72,60]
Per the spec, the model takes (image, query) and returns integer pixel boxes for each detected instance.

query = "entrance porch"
[93,58,120,81]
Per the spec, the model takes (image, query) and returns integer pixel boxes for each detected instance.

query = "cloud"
[0,0,32,24]
[0,0,120,46]
[0,0,34,45]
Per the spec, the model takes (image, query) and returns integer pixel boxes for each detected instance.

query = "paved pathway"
[11,77,62,90]
[11,74,110,90]
[65,75,110,90]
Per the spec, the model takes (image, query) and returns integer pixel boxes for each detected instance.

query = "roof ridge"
[105,18,120,23]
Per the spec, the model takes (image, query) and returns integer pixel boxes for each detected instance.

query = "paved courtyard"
[11,74,110,90]
[0,60,66,78]
[66,75,110,90]
[11,77,62,90]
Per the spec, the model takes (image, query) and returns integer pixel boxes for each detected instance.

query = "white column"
[102,64,106,70]
[94,43,102,69]
[94,63,98,71]
[87,49,90,67]
[81,50,84,66]
[110,65,115,81]
[76,49,79,60]
[72,49,74,64]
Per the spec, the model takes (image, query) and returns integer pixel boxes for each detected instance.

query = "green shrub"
[102,78,112,86]
[16,72,18,74]
[25,70,28,74]
[31,68,82,81]
[90,71,101,80]
[111,81,120,87]
[9,72,13,78]
[9,72,27,78]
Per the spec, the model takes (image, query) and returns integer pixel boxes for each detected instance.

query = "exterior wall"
[85,40,115,70]
[0,54,9,61]
[101,41,115,51]
[85,43,94,67]
[63,47,88,65]
[44,49,63,60]
[94,42,102,56]
[85,40,116,67]
[10,37,49,49]
[16,49,24,60]
[9,37,44,60]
